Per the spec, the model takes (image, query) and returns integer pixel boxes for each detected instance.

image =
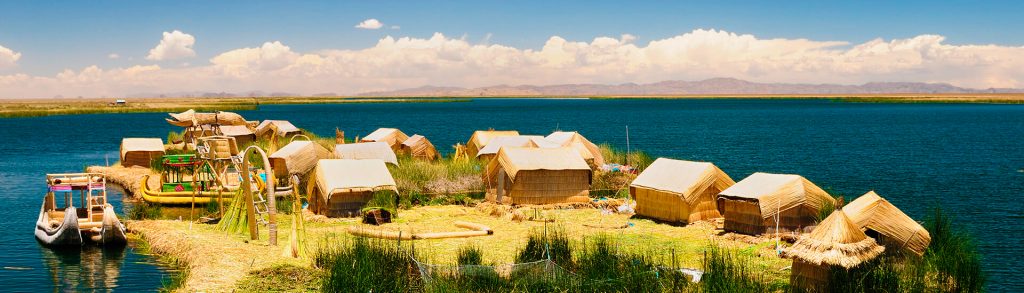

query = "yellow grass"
[129,204,793,291]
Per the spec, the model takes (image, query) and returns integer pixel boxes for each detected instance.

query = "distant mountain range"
[359,78,1024,97]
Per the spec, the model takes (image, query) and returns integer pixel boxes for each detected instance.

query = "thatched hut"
[843,191,931,256]
[630,158,735,223]
[717,172,835,235]
[219,125,256,146]
[475,135,559,161]
[466,130,520,158]
[400,134,439,161]
[165,109,247,127]
[333,142,399,165]
[269,141,333,178]
[783,210,885,291]
[546,131,605,167]
[255,120,302,138]
[360,128,409,152]
[307,159,398,217]
[484,147,591,204]
[120,138,165,167]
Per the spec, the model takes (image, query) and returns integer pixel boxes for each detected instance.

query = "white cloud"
[108,53,120,59]
[391,25,401,30]
[355,18,384,30]
[0,44,22,69]
[3,28,1024,98]
[146,30,196,61]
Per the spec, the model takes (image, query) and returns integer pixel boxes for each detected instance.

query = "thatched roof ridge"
[546,131,605,166]
[842,191,931,256]
[783,211,885,268]
[312,159,397,202]
[631,158,735,204]
[718,172,835,220]
[333,142,399,165]
[476,135,558,157]
[269,140,333,177]
[486,147,590,181]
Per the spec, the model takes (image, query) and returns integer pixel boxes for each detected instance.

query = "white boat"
[36,173,126,246]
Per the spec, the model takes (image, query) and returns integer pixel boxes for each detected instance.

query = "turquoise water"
[1,98,1022,291]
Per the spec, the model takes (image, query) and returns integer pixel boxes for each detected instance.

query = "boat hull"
[36,206,83,247]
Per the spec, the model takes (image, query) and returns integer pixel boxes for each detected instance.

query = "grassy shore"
[0,96,469,118]
[4,93,1022,118]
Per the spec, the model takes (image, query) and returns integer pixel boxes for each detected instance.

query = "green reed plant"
[313,237,418,293]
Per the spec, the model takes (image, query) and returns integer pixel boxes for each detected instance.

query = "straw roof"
[166,109,247,127]
[333,142,399,165]
[485,147,590,182]
[401,134,439,161]
[218,125,254,137]
[476,135,559,157]
[718,172,835,220]
[312,159,397,202]
[630,158,735,204]
[546,131,605,166]
[360,128,409,150]
[255,120,302,137]
[467,130,520,156]
[783,211,885,268]
[269,141,333,177]
[843,191,931,256]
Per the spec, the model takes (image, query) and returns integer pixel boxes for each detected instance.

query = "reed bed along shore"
[4,94,1022,118]
[0,96,469,118]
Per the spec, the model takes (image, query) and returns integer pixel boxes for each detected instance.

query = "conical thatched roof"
[783,211,885,268]
[842,191,931,256]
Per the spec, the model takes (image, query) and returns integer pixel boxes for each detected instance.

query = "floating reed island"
[82,109,984,292]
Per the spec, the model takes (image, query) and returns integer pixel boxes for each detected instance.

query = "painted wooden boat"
[36,173,126,247]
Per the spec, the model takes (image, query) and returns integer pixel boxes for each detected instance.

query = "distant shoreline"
[1,94,1021,118]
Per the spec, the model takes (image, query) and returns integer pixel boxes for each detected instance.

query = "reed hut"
[466,130,520,158]
[400,135,439,161]
[333,142,399,165]
[218,125,256,146]
[308,159,398,217]
[360,128,409,152]
[165,109,248,127]
[546,131,605,167]
[120,138,165,167]
[484,147,591,204]
[475,135,559,161]
[842,191,931,256]
[783,210,885,291]
[717,172,835,235]
[255,120,302,138]
[269,141,333,178]
[629,158,735,223]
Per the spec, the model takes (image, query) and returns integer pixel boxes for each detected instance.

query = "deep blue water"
[1,98,1022,291]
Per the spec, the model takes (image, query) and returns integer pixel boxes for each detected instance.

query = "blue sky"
[1,1,1022,98]
[2,1,1021,75]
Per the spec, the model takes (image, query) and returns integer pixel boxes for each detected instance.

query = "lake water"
[1,98,1022,291]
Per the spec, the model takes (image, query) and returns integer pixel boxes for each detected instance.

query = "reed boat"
[36,173,126,247]
[140,154,268,204]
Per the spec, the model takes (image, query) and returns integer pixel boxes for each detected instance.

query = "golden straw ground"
[128,204,793,291]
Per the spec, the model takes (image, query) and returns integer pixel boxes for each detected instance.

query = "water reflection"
[41,246,125,292]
